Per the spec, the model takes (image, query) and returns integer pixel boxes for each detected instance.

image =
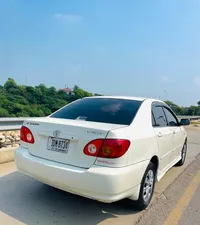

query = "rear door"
[162,106,185,161]
[152,103,174,171]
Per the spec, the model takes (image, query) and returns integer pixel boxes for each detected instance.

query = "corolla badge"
[53,130,61,138]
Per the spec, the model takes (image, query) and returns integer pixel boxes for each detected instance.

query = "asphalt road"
[0,126,200,225]
[135,151,200,225]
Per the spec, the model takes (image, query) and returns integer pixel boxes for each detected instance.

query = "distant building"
[60,87,74,95]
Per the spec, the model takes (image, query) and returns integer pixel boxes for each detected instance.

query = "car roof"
[85,95,163,103]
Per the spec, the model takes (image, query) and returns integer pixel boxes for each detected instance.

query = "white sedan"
[15,96,190,209]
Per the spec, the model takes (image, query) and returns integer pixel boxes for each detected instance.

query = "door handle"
[158,132,163,138]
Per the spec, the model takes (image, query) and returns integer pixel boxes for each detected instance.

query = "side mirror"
[180,119,190,126]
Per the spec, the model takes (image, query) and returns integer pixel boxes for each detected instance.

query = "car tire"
[131,162,156,210]
[176,141,187,167]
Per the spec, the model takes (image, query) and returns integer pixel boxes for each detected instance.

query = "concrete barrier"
[0,147,16,164]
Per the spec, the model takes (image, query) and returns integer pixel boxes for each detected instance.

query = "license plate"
[47,137,69,153]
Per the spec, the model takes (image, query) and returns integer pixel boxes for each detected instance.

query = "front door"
[162,107,185,162]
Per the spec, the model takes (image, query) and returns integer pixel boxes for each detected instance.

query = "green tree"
[40,105,52,116]
[4,78,17,90]
[73,85,79,92]
[187,106,200,116]
[164,100,182,115]
[37,83,48,94]
[7,95,29,105]
[94,93,103,96]
[3,78,200,118]
[0,108,9,117]
[73,85,92,99]
[48,87,57,96]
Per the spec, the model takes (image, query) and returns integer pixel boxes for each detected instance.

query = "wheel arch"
[150,155,159,181]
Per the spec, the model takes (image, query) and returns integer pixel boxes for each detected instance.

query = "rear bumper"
[15,147,149,203]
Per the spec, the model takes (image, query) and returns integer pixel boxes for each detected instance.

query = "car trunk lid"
[23,117,126,168]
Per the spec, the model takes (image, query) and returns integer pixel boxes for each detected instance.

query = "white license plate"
[47,137,69,153]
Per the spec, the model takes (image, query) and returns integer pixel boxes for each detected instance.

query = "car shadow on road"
[0,172,139,225]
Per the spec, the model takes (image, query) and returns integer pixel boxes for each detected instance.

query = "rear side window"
[152,106,168,127]
[163,107,179,126]
[50,98,142,125]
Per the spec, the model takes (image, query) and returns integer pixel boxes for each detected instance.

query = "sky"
[1,0,200,106]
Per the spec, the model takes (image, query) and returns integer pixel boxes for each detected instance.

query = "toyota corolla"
[15,96,190,209]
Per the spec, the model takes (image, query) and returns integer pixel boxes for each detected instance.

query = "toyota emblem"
[53,130,61,137]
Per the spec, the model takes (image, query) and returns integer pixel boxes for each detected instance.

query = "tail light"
[20,126,35,144]
[84,139,130,158]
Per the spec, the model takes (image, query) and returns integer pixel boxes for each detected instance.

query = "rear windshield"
[50,98,142,125]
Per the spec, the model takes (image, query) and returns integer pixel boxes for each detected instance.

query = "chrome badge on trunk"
[53,130,61,138]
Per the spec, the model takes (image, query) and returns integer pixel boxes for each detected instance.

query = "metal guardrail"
[0,115,199,131]
[0,117,37,131]
[177,116,200,121]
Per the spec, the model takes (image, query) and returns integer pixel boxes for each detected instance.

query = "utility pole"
[164,90,168,99]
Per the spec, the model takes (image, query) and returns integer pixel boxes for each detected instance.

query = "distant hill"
[0,78,102,117]
[0,78,199,117]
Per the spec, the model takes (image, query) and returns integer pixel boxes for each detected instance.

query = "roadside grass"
[190,120,200,125]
